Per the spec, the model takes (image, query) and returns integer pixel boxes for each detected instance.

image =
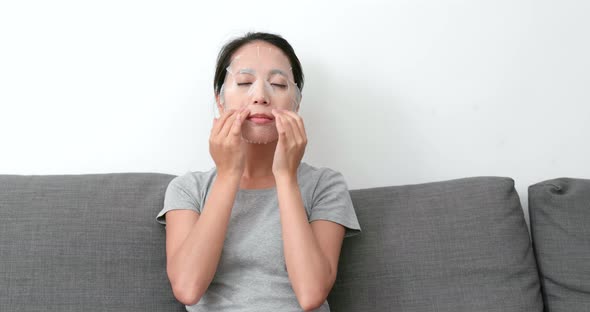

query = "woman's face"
[218,41,301,144]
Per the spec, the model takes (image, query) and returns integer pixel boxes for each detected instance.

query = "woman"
[156,32,361,312]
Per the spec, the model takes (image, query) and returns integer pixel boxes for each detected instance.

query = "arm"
[165,173,241,305]
[276,175,346,312]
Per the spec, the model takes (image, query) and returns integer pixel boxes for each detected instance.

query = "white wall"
[2,0,589,228]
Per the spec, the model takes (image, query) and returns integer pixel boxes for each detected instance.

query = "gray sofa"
[1,173,589,311]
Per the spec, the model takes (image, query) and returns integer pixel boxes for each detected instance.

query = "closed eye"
[237,82,252,86]
[271,83,287,88]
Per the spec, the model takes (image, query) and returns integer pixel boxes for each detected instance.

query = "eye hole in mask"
[217,45,302,112]
[222,66,301,110]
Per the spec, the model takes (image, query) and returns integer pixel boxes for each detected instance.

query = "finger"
[212,110,235,135]
[276,111,296,143]
[277,111,298,140]
[219,107,243,138]
[272,109,288,142]
[213,109,237,136]
[211,117,219,138]
[281,110,307,141]
[230,107,250,138]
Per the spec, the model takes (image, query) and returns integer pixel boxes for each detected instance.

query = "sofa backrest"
[0,173,185,311]
[328,176,544,312]
[1,174,546,311]
[529,178,590,312]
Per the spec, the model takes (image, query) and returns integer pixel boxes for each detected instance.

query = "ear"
[215,95,224,115]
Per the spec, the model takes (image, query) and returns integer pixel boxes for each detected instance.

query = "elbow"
[171,282,203,306]
[297,288,328,312]
[296,271,335,311]
[168,269,205,306]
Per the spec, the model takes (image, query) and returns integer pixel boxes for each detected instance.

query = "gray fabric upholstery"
[328,176,543,312]
[0,173,184,311]
[529,178,590,312]
[1,174,544,311]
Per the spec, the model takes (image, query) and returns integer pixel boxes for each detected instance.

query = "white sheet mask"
[218,44,302,144]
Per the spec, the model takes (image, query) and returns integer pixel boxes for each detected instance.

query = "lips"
[247,113,274,120]
[246,113,275,125]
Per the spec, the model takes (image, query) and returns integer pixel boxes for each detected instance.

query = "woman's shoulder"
[170,166,217,191]
[298,162,349,193]
[298,162,344,180]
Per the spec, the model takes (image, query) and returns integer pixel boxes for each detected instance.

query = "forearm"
[168,173,240,300]
[276,175,332,305]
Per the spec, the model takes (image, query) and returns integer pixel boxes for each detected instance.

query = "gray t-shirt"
[155,162,361,312]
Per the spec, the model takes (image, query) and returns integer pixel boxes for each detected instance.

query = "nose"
[250,81,269,105]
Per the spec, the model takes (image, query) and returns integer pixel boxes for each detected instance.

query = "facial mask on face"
[218,45,302,144]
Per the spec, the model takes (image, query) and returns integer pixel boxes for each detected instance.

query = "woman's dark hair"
[213,32,304,97]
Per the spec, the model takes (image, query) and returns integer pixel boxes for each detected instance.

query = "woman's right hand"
[209,106,250,177]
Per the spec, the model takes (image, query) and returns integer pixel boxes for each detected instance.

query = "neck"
[242,139,278,178]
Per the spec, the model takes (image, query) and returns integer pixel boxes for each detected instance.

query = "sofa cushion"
[328,176,543,312]
[0,173,184,311]
[529,178,590,311]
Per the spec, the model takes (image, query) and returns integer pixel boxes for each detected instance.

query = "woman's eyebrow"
[237,68,256,75]
[268,69,288,77]
[237,68,288,76]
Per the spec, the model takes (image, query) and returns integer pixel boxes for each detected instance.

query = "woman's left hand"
[271,108,307,179]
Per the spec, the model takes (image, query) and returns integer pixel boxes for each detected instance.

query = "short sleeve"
[309,169,362,238]
[155,174,201,225]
